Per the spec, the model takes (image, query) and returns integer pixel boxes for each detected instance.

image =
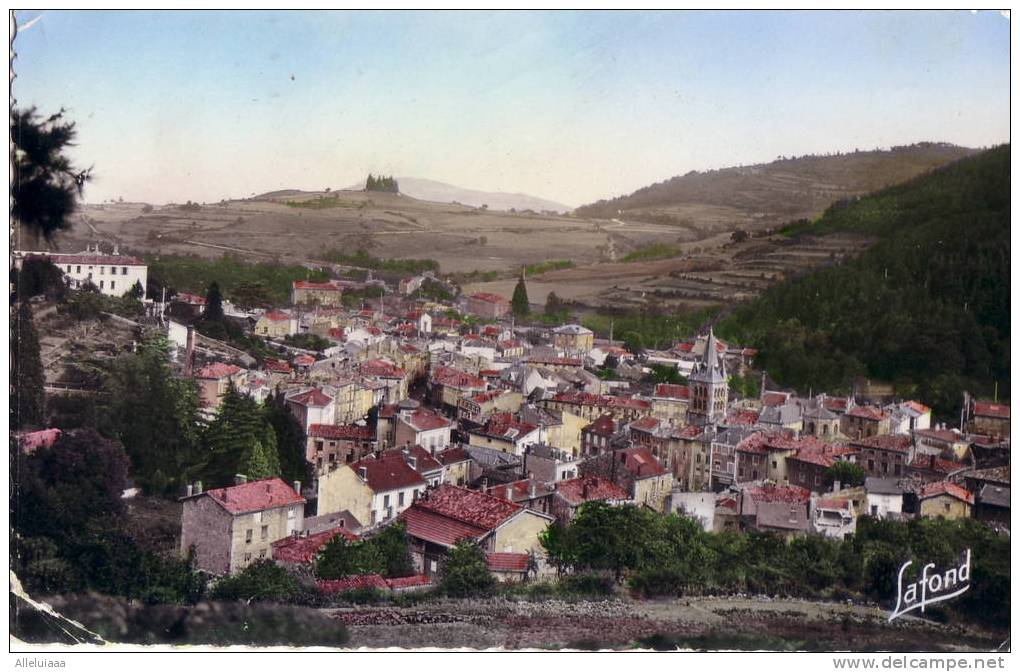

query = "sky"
[12,9,1011,207]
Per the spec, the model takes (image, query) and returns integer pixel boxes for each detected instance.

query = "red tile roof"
[293,354,316,366]
[726,409,760,426]
[737,431,822,455]
[399,506,489,547]
[973,402,1010,419]
[823,397,849,412]
[744,483,811,504]
[202,477,305,515]
[846,405,888,421]
[920,481,974,505]
[653,383,690,400]
[469,292,509,304]
[908,454,969,475]
[474,412,538,442]
[174,291,206,305]
[415,484,523,530]
[551,391,650,411]
[762,391,790,407]
[814,497,852,511]
[308,424,375,440]
[402,409,452,432]
[318,574,389,593]
[288,388,333,407]
[360,358,407,379]
[485,479,555,502]
[629,416,661,433]
[431,366,486,390]
[903,401,932,415]
[584,414,617,436]
[618,446,669,478]
[555,476,629,506]
[271,527,359,564]
[486,552,530,573]
[851,434,912,454]
[351,453,426,492]
[194,362,243,379]
[17,428,62,454]
[264,358,294,374]
[384,574,432,590]
[263,310,291,322]
[435,446,472,465]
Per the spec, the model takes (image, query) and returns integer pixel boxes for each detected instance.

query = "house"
[735,431,825,486]
[739,483,811,538]
[801,399,841,439]
[171,291,206,320]
[650,383,690,422]
[579,446,674,512]
[486,479,558,517]
[291,280,343,307]
[255,310,297,338]
[460,337,498,365]
[666,491,718,531]
[967,401,1010,438]
[548,475,630,523]
[457,389,524,421]
[430,366,488,413]
[850,434,913,479]
[758,402,803,432]
[436,446,476,487]
[316,449,432,527]
[905,453,971,484]
[394,406,453,454]
[864,477,905,520]
[785,441,857,493]
[464,412,543,456]
[918,481,974,520]
[709,426,758,490]
[913,427,971,461]
[841,406,891,440]
[358,358,409,404]
[179,477,305,576]
[16,428,62,455]
[285,387,336,433]
[194,362,247,411]
[552,324,594,354]
[306,423,376,473]
[27,244,148,297]
[523,444,580,483]
[399,484,553,577]
[581,414,620,456]
[465,292,510,319]
[811,496,856,539]
[973,484,1009,525]
[520,404,585,457]
[486,552,535,583]
[542,391,651,423]
[886,401,932,435]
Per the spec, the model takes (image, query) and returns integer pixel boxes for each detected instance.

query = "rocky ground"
[330,596,1007,651]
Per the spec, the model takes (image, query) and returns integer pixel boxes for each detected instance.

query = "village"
[14,244,1011,599]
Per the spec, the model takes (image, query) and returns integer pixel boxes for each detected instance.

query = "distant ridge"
[332,176,572,213]
[575,142,978,228]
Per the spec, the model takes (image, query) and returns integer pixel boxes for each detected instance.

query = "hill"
[337,176,572,213]
[717,144,1010,419]
[575,143,978,233]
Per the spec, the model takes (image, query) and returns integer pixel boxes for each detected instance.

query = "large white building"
[19,244,148,298]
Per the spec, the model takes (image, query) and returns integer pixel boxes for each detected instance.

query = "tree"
[730,229,749,243]
[210,559,303,603]
[11,107,92,242]
[545,291,565,316]
[439,540,495,597]
[263,392,311,486]
[315,522,413,580]
[204,281,225,322]
[13,256,67,302]
[511,274,530,318]
[370,521,414,578]
[825,461,866,488]
[12,302,45,429]
[231,282,273,310]
[127,280,145,300]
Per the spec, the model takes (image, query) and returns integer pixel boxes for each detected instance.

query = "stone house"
[967,401,1010,438]
[548,475,631,524]
[306,423,376,473]
[291,280,343,307]
[649,383,690,422]
[394,406,453,454]
[254,310,297,338]
[193,362,247,411]
[579,446,674,512]
[918,481,974,520]
[552,324,594,354]
[840,406,891,440]
[850,434,913,479]
[465,292,511,319]
[179,477,305,576]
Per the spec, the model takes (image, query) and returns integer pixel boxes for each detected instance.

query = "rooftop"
[919,481,974,505]
[199,477,305,515]
[308,424,375,440]
[555,475,629,506]
[271,526,359,564]
[194,362,244,379]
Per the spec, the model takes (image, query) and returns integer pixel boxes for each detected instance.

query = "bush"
[209,560,303,603]
[558,573,615,597]
[439,541,495,597]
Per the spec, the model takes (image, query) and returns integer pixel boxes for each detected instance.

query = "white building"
[864,477,905,519]
[20,244,148,298]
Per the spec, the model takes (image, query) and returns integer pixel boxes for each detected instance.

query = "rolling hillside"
[575,143,978,233]
[717,145,1010,419]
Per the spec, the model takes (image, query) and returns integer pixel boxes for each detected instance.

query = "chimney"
[529,480,536,498]
[195,480,203,494]
[582,479,591,499]
[293,480,302,495]
[184,325,196,377]
[113,243,119,255]
[186,484,194,497]
[359,466,368,480]
[833,480,841,492]
[234,474,247,486]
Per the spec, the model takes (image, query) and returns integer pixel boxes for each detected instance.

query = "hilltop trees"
[199,386,282,488]
[365,174,399,193]
[11,107,92,242]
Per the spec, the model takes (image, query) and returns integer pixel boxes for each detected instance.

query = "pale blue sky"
[12,10,1011,206]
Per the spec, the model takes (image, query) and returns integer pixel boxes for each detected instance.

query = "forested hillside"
[718,145,1009,419]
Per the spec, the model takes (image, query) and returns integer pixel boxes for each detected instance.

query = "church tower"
[688,327,728,425]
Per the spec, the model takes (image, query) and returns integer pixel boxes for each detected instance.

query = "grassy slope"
[716,145,1009,419]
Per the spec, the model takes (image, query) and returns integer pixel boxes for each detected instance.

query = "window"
[261,525,269,541]
[122,267,128,274]
[110,281,115,291]
[413,488,420,500]
[868,460,875,471]
[871,505,879,516]
[244,552,252,563]
[100,266,105,275]
[944,502,951,513]
[76,266,81,273]
[245,529,253,544]
[383,494,390,507]
[66,265,71,272]
[315,440,324,452]
[398,491,405,506]
[771,460,777,469]
[99,280,104,289]
[259,550,267,559]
